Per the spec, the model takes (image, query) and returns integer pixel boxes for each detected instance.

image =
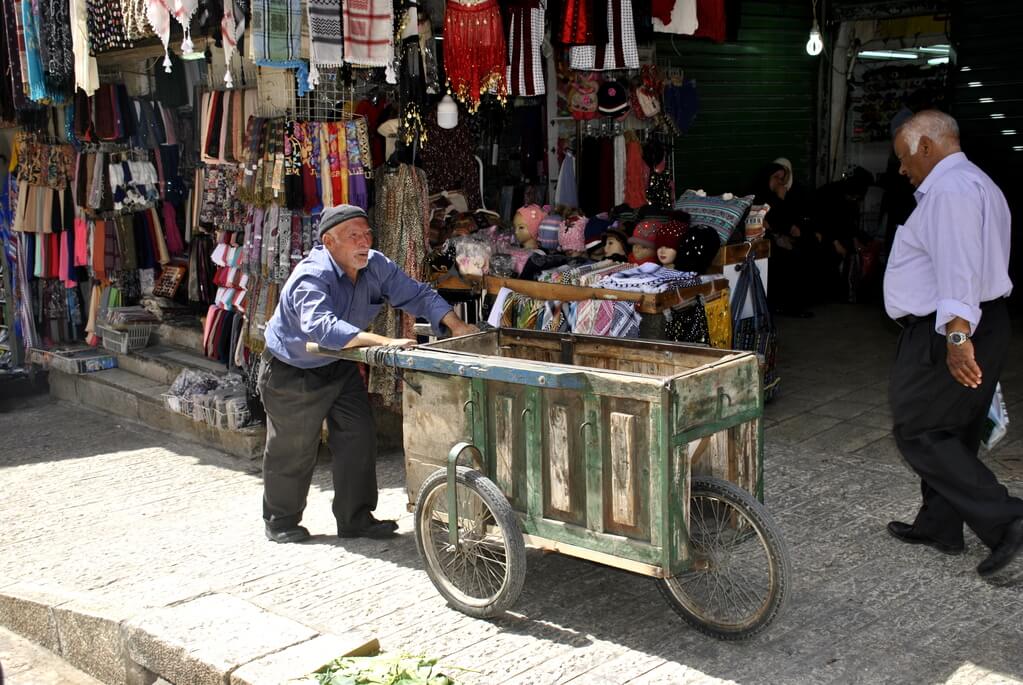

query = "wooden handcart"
[308,329,790,639]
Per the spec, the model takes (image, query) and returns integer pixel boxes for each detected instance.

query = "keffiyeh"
[307,0,343,89]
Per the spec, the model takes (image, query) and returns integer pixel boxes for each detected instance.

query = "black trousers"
[890,299,1023,549]
[259,353,378,532]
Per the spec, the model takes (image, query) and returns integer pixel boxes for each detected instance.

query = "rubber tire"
[657,476,791,640]
[415,466,527,618]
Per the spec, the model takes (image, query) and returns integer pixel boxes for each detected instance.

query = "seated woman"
[751,162,815,318]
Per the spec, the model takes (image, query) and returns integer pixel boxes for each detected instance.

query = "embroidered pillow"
[674,190,754,245]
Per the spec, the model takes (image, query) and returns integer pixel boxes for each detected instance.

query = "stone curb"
[0,585,378,685]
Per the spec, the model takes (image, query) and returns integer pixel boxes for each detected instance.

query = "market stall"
[0,0,779,419]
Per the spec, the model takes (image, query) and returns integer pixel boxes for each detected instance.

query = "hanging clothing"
[559,0,610,46]
[694,0,727,42]
[613,134,626,207]
[343,0,393,68]
[653,0,697,34]
[624,137,648,208]
[443,0,507,112]
[421,112,482,209]
[506,2,545,97]
[569,0,639,71]
[307,0,344,88]
[555,151,578,208]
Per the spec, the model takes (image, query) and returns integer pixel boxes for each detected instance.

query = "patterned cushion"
[674,190,754,245]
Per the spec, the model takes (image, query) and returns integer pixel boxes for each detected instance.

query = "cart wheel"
[658,476,791,640]
[415,466,526,618]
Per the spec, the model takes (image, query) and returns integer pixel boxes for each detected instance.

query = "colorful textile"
[597,262,701,293]
[251,0,301,62]
[674,189,754,244]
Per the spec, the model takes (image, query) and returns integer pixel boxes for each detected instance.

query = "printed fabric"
[343,0,393,68]
[506,3,545,96]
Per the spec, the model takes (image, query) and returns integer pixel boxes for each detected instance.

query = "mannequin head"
[513,204,544,249]
[604,227,629,260]
[655,214,689,270]
[628,219,660,264]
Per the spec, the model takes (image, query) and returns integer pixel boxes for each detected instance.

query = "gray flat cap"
[318,204,369,240]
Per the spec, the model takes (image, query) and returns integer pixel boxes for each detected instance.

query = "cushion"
[674,190,754,245]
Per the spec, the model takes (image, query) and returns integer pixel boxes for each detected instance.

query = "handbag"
[665,297,710,345]
[731,249,779,401]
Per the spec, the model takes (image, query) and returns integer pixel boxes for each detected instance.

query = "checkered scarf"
[307,0,344,87]
[252,0,301,63]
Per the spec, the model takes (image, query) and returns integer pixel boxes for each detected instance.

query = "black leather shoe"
[977,518,1023,577]
[338,516,399,539]
[887,521,964,555]
[265,524,311,544]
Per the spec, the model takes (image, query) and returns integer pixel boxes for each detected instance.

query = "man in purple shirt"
[260,204,476,543]
[883,110,1022,576]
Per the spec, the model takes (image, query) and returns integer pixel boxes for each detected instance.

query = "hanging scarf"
[443,0,507,112]
[171,0,198,55]
[343,0,393,69]
[307,0,343,89]
[146,0,173,72]
[221,0,246,88]
[249,0,309,94]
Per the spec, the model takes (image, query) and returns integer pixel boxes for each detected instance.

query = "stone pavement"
[1,302,1022,684]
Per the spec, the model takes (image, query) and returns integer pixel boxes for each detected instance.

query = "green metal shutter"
[656,0,817,195]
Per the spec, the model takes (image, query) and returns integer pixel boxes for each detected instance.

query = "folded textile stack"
[596,262,701,293]
[537,259,632,287]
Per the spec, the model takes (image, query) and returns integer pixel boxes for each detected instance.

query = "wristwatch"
[947,331,970,346]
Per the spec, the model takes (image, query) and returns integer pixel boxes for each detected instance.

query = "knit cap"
[655,213,690,250]
[560,216,588,252]
[538,213,563,250]
[584,214,612,249]
[629,219,660,247]
[318,204,369,240]
[675,225,721,274]
[514,204,545,240]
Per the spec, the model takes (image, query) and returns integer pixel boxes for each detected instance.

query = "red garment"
[162,203,185,255]
[651,0,676,24]
[694,0,727,42]
[624,139,648,209]
[444,0,507,111]
[355,99,390,171]
[560,0,593,44]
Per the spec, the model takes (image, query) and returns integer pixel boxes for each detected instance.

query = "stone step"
[150,321,205,352]
[114,344,232,386]
[49,366,265,461]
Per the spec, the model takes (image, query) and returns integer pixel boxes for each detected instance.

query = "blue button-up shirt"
[883,152,1013,335]
[264,246,453,368]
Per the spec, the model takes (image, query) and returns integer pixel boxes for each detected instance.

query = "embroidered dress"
[506,2,545,97]
[569,0,639,71]
[444,0,507,112]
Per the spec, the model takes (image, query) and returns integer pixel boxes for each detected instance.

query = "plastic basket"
[214,403,251,430]
[98,324,156,354]
[161,393,193,416]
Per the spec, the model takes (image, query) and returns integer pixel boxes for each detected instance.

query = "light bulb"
[806,23,823,56]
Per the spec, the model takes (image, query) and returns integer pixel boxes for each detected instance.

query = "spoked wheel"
[414,466,526,618]
[658,476,791,640]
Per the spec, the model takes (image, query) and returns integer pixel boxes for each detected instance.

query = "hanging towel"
[307,0,344,88]
[343,0,393,68]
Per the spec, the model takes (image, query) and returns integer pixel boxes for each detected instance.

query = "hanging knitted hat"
[560,216,588,253]
[675,225,721,274]
[597,80,630,117]
[538,213,563,250]
[147,0,172,73]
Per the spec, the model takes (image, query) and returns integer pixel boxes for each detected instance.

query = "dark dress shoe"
[887,521,964,555]
[338,515,399,539]
[977,518,1023,577]
[265,524,311,544]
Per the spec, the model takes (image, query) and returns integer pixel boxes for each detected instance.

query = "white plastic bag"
[981,383,1010,450]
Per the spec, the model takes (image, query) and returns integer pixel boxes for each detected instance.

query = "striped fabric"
[674,189,755,245]
[569,0,639,71]
[506,4,545,96]
[343,0,393,68]
[251,0,301,63]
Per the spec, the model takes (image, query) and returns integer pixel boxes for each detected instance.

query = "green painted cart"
[308,328,790,639]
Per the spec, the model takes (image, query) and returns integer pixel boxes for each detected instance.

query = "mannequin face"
[657,246,677,267]
[513,213,537,248]
[604,235,626,257]
[631,243,655,262]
